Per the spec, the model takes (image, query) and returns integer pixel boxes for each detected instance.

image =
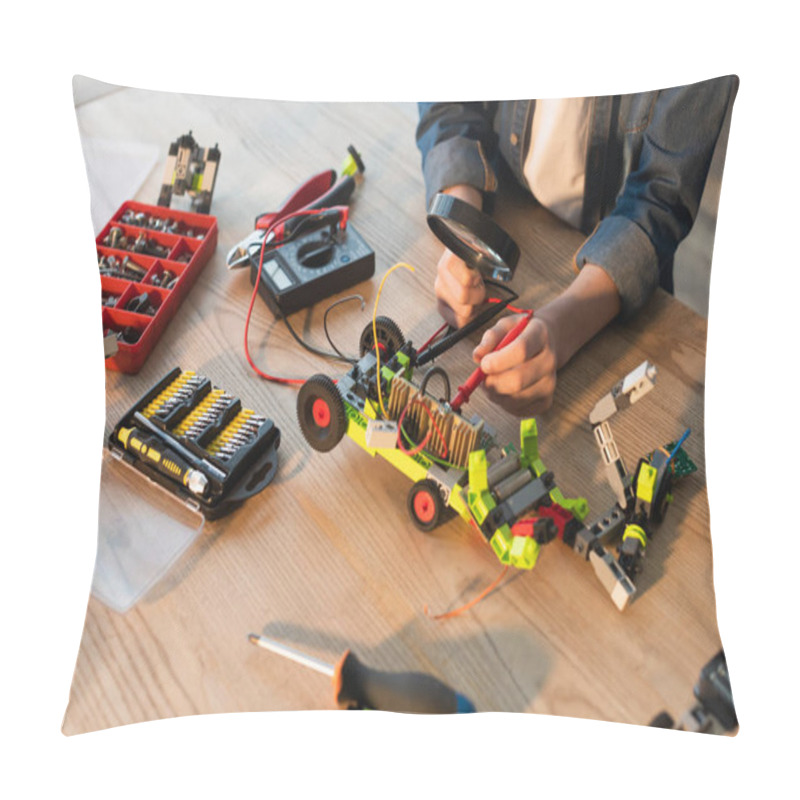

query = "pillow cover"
[64,75,738,736]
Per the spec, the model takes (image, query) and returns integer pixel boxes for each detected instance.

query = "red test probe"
[449,311,533,412]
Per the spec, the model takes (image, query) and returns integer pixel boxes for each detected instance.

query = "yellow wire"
[373,262,415,418]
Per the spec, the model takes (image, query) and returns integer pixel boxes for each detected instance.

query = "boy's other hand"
[435,248,487,328]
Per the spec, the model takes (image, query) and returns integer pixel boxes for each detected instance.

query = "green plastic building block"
[556,493,589,521]
[519,418,541,467]
[490,527,513,564]
[467,450,495,525]
[395,350,412,381]
[519,419,589,521]
[509,535,540,569]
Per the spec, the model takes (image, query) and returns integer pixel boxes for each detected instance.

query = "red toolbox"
[98,201,218,373]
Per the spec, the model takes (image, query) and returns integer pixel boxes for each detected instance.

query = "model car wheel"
[359,316,405,359]
[407,479,443,532]
[297,374,347,452]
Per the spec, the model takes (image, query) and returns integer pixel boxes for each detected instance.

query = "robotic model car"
[297,317,695,611]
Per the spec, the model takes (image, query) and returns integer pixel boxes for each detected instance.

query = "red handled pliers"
[226,148,364,269]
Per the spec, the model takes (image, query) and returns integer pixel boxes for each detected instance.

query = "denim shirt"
[416,76,738,319]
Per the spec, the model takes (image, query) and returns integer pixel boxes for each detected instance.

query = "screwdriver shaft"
[248,634,334,677]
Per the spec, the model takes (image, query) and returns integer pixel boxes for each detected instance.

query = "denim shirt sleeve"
[416,102,499,208]
[576,75,739,319]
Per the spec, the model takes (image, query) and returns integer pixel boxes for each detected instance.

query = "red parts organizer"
[98,201,218,373]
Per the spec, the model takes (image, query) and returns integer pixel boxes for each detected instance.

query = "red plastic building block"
[510,518,537,538]
[536,503,574,540]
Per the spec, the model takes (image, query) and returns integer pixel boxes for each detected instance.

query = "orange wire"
[424,565,510,620]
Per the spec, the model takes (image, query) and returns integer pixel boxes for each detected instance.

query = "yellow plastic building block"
[636,463,658,504]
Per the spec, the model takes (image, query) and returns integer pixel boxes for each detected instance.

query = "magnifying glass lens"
[427,194,519,283]
[441,218,506,267]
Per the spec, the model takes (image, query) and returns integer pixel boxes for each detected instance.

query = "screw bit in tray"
[109,367,280,519]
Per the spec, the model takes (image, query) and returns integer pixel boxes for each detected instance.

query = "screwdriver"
[117,426,209,496]
[248,633,475,714]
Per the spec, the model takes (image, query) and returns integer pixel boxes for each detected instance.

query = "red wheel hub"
[312,398,331,428]
[413,490,436,523]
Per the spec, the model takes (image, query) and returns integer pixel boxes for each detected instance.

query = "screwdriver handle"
[450,312,532,412]
[117,427,208,496]
[333,650,474,714]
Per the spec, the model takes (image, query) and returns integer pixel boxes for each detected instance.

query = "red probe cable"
[418,322,449,353]
[243,207,348,386]
[449,309,534,412]
[487,296,530,315]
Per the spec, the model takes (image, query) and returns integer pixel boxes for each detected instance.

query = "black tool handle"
[282,176,358,239]
[334,650,470,714]
[307,174,358,210]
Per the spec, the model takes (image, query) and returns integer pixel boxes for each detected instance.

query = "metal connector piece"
[186,469,209,496]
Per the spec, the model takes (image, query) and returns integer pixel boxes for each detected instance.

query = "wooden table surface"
[63,84,722,734]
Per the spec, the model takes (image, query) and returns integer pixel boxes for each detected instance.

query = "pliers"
[226,145,365,269]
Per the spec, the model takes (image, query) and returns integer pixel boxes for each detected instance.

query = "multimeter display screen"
[262,258,294,291]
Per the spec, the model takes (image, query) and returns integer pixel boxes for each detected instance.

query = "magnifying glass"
[426,193,520,282]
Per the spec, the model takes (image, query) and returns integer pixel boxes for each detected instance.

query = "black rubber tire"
[359,316,405,359]
[407,479,444,533]
[297,374,347,453]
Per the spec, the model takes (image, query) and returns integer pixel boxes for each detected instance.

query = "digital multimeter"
[248,220,375,316]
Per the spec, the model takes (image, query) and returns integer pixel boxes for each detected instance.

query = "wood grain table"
[63,83,722,734]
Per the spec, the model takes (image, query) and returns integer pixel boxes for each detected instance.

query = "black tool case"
[107,367,280,519]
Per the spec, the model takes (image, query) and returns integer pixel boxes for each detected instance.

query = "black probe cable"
[277,308,356,364]
[258,212,361,365]
[414,279,520,366]
[419,366,452,403]
[484,278,520,300]
[415,296,513,366]
[322,294,364,363]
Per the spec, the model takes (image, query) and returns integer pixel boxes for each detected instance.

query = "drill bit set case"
[108,367,281,520]
[99,201,218,373]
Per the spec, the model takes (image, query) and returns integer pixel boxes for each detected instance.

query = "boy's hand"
[433,184,486,329]
[473,314,558,416]
[434,248,486,328]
